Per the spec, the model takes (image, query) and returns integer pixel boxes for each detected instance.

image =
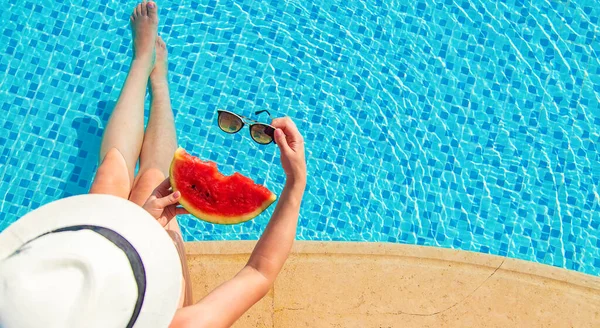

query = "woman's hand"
[142,178,189,227]
[271,117,307,187]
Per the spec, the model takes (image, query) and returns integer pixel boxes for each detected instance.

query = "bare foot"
[130,1,158,68]
[150,36,168,81]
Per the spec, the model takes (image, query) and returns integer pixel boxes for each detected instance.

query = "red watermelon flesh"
[169,148,276,224]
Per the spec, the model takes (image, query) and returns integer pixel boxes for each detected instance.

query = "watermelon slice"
[169,148,276,224]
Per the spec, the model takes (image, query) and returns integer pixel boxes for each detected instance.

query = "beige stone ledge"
[185,241,600,327]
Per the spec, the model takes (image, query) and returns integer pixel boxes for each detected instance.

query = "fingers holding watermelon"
[142,177,189,227]
[271,117,306,186]
[155,190,181,208]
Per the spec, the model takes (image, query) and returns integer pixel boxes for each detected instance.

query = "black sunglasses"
[217,110,276,145]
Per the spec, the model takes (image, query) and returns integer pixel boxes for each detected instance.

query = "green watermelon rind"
[169,148,277,225]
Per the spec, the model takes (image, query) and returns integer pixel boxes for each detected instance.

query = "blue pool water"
[1,0,599,275]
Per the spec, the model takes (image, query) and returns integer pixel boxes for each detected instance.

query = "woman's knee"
[89,148,131,198]
[129,167,166,205]
[134,167,166,188]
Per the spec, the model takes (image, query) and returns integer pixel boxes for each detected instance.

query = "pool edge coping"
[185,240,600,291]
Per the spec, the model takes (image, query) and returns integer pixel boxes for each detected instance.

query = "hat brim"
[0,194,182,328]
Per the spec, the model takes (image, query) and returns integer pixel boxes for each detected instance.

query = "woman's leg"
[128,36,176,207]
[90,1,158,198]
[127,36,192,306]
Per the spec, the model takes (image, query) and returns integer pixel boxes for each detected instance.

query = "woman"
[0,2,306,327]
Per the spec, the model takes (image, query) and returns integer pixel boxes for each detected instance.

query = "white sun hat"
[0,194,182,328]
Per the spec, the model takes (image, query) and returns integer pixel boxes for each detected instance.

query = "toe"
[141,0,148,16]
[157,36,165,47]
[147,1,158,20]
[130,15,134,23]
[136,3,144,17]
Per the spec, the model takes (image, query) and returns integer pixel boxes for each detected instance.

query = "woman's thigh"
[129,167,191,306]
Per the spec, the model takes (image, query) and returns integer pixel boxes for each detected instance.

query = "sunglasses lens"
[218,111,243,133]
[250,124,275,144]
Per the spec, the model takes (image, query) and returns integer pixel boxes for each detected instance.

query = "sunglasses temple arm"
[255,110,273,119]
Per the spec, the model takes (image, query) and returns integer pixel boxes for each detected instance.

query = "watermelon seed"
[191,184,196,190]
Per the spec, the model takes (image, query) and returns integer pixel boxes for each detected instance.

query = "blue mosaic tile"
[0,0,600,276]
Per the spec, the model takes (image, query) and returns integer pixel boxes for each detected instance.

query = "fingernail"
[174,191,181,198]
[275,129,283,137]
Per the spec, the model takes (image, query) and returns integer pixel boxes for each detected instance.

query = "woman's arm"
[170,117,306,328]
[246,178,304,281]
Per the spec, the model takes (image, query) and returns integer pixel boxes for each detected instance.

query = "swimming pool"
[1,0,598,276]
